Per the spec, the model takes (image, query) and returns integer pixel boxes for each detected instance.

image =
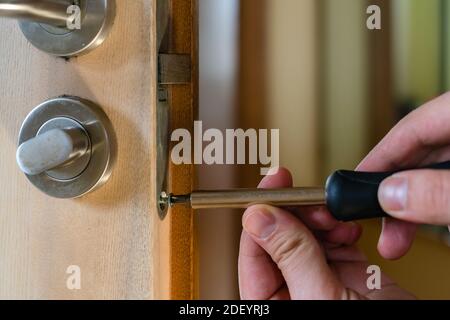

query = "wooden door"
[0,0,197,299]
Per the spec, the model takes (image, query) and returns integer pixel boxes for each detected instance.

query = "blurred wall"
[359,222,450,299]
[392,0,441,105]
[237,0,269,187]
[198,0,240,300]
[321,0,370,177]
[266,0,320,186]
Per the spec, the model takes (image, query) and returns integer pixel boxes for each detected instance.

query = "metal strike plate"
[17,96,117,198]
[156,88,170,218]
[16,0,116,57]
[156,0,192,219]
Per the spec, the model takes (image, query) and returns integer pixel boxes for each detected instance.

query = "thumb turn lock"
[17,124,90,177]
[17,96,117,198]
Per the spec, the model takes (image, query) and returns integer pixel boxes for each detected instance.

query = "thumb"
[242,205,348,300]
[378,170,450,225]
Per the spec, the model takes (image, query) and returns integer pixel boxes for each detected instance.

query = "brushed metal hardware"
[157,0,168,51]
[17,96,117,198]
[0,0,71,26]
[156,0,193,219]
[0,0,115,57]
[17,125,90,176]
[156,88,170,218]
[158,54,192,85]
[156,54,190,219]
[163,188,326,210]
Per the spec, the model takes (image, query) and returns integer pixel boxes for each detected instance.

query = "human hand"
[359,92,450,259]
[238,168,415,300]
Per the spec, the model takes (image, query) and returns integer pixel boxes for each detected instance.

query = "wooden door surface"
[0,0,197,299]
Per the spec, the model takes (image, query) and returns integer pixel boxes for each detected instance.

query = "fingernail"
[378,176,408,213]
[243,209,276,239]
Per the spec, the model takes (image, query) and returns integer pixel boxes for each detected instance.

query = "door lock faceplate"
[156,0,192,219]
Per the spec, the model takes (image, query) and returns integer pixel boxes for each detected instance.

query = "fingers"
[239,168,352,299]
[316,222,362,247]
[358,92,450,172]
[239,167,297,300]
[326,246,367,263]
[258,167,293,189]
[377,218,417,260]
[294,206,338,231]
[356,93,450,259]
[259,168,338,231]
[238,231,285,300]
[379,170,450,225]
[242,204,345,299]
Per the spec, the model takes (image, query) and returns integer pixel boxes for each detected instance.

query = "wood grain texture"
[159,0,198,300]
[0,0,181,299]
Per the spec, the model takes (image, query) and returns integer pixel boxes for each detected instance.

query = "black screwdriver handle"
[325,161,450,221]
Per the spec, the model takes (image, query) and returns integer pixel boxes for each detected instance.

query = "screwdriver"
[161,161,450,221]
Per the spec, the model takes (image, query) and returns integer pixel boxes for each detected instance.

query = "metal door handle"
[0,0,116,57]
[0,0,71,27]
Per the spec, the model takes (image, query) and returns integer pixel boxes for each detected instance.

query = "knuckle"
[412,173,450,219]
[270,231,312,268]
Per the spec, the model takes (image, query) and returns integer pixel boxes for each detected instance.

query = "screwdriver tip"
[160,192,191,207]
[170,193,191,206]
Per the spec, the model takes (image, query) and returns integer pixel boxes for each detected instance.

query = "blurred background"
[197,0,450,299]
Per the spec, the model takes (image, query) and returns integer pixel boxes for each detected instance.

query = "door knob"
[0,0,115,57]
[17,96,117,198]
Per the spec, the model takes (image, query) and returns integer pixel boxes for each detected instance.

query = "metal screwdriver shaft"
[164,188,326,210]
[160,161,450,222]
